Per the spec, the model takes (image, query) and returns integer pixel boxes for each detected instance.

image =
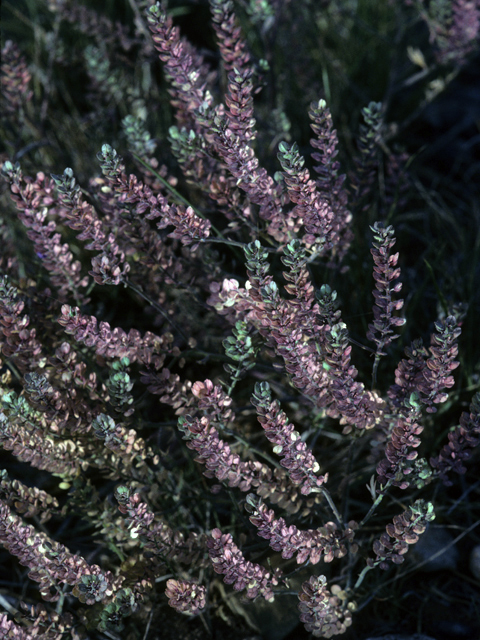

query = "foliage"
[1,1,479,638]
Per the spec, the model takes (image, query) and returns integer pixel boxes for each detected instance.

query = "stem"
[353,563,376,591]
[203,236,278,253]
[359,479,392,528]
[125,279,189,343]
[372,352,381,389]
[318,486,343,527]
[223,427,281,470]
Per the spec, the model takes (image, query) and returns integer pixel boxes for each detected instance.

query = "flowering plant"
[1,0,479,638]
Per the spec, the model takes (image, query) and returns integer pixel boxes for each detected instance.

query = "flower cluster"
[57,304,173,365]
[348,102,383,210]
[0,499,115,602]
[430,391,480,485]
[1,607,80,640]
[0,469,59,522]
[114,486,205,566]
[298,576,354,638]
[97,144,212,250]
[50,167,131,286]
[164,579,207,616]
[276,140,335,250]
[178,413,270,492]
[207,528,282,602]
[308,99,352,261]
[210,0,252,75]
[0,395,83,477]
[92,413,148,469]
[412,0,480,64]
[246,494,357,565]
[323,322,382,433]
[0,40,33,114]
[182,379,324,514]
[146,3,214,129]
[251,381,327,494]
[105,357,135,416]
[367,222,405,379]
[0,275,45,372]
[418,316,462,412]
[369,499,435,569]
[212,114,286,239]
[376,393,425,489]
[382,313,463,483]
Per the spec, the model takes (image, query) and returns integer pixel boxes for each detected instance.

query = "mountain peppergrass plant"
[1,0,479,638]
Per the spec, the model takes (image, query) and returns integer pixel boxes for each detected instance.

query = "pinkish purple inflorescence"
[367,222,405,361]
[298,575,354,638]
[251,381,327,495]
[0,499,115,603]
[431,391,480,485]
[165,579,206,616]
[207,528,282,601]
[369,499,435,570]
[246,495,357,565]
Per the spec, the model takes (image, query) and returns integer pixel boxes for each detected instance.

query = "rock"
[411,525,458,572]
[469,544,480,580]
